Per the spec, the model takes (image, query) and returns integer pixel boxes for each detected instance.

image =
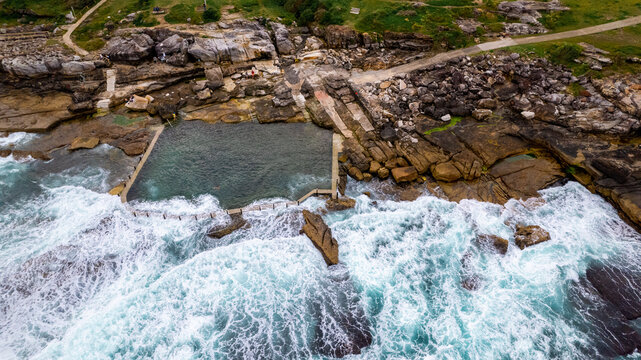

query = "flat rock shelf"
[127,120,333,209]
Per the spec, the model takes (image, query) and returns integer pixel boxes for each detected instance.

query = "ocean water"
[1,134,641,359]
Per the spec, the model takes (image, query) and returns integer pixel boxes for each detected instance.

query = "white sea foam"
[1,155,641,359]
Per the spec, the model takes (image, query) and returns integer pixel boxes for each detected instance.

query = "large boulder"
[271,22,295,55]
[326,197,356,211]
[301,210,339,266]
[69,137,99,150]
[204,66,224,90]
[155,34,188,56]
[514,224,550,249]
[391,166,418,183]
[432,162,462,182]
[103,34,155,62]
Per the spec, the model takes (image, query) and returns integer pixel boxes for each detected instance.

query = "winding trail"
[62,0,109,56]
[351,15,641,84]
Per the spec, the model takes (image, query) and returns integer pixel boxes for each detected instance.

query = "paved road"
[62,0,109,56]
[351,15,641,84]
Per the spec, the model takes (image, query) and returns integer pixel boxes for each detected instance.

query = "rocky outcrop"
[1,56,98,78]
[271,22,295,55]
[346,53,641,228]
[187,22,275,63]
[103,33,155,62]
[313,264,372,358]
[207,213,249,238]
[476,234,509,254]
[69,137,99,150]
[514,224,550,249]
[586,263,641,320]
[326,197,356,211]
[301,210,339,266]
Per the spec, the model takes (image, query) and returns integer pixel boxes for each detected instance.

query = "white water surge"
[1,140,641,359]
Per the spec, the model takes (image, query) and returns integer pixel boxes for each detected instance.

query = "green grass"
[424,116,462,135]
[539,0,641,33]
[506,24,641,76]
[113,114,145,126]
[0,0,98,25]
[74,0,224,50]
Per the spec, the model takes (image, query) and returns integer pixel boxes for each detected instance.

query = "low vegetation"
[424,116,462,135]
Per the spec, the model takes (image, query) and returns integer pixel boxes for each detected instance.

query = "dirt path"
[351,15,641,84]
[62,0,109,56]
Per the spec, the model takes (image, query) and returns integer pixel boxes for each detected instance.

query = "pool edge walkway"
[120,125,165,203]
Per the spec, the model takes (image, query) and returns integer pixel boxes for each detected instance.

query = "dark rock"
[514,224,550,249]
[207,213,249,238]
[476,234,509,254]
[586,263,641,320]
[568,278,641,357]
[301,210,339,265]
[313,264,373,358]
[380,124,398,141]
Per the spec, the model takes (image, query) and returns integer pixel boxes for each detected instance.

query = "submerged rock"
[586,263,641,320]
[207,213,249,238]
[569,278,641,357]
[301,210,339,265]
[313,264,372,358]
[476,234,509,254]
[514,224,550,249]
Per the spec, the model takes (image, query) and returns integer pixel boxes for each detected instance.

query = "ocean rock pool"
[127,120,333,208]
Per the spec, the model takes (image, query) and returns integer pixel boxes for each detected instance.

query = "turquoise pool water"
[127,121,333,208]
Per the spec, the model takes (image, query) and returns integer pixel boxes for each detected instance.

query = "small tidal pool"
[127,120,332,209]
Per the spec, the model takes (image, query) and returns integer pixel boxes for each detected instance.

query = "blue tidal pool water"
[127,120,333,208]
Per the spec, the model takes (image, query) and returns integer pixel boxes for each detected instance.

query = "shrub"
[133,12,159,27]
[203,7,221,22]
[164,3,199,24]
[547,43,582,65]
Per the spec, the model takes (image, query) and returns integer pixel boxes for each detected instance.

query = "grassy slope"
[506,25,641,76]
[0,0,98,25]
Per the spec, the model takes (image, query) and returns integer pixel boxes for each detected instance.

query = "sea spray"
[1,154,641,359]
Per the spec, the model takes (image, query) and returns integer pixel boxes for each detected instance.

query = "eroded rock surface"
[301,210,339,266]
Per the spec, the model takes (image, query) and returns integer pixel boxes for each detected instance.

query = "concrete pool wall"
[120,121,340,211]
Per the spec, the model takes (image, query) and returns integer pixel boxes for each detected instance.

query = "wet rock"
[207,213,249,238]
[377,167,389,179]
[476,234,509,254]
[313,264,372,358]
[301,210,339,266]
[586,263,641,320]
[569,278,641,357]
[348,166,364,181]
[514,224,550,249]
[391,166,418,183]
[326,197,356,211]
[69,137,99,150]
